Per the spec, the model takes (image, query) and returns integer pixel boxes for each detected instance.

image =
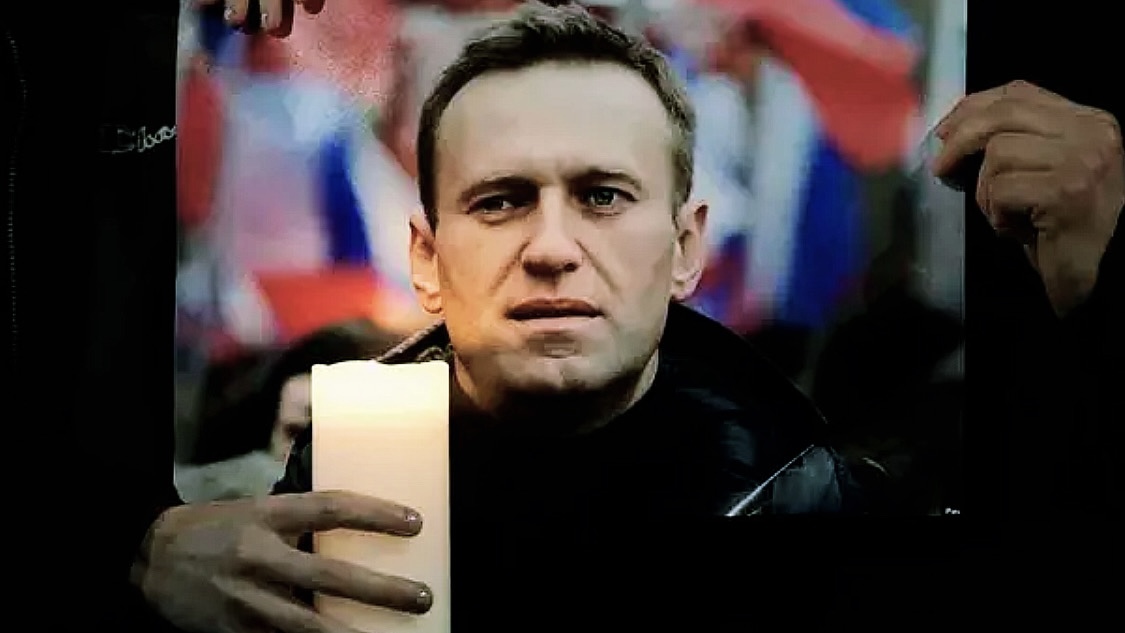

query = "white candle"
[311,360,450,633]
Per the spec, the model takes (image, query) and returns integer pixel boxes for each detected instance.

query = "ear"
[409,211,443,315]
[670,201,709,302]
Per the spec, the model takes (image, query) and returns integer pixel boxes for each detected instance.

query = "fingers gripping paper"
[312,361,451,632]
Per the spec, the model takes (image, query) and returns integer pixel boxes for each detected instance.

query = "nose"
[520,191,583,278]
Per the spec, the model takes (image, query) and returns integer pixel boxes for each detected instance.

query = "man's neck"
[453,352,661,436]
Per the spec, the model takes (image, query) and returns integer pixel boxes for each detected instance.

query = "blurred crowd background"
[174,0,967,513]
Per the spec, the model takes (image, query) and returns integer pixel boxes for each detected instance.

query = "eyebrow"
[572,168,644,193]
[457,175,534,207]
[456,168,645,207]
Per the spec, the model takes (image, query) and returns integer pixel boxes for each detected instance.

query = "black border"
[5,1,1122,629]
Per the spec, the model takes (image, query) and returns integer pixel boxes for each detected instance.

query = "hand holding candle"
[134,490,432,633]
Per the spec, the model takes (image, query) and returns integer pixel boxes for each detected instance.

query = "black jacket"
[274,302,868,515]
[272,302,871,628]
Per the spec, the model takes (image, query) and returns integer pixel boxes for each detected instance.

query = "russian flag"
[694,0,921,330]
[177,9,428,360]
[254,119,425,345]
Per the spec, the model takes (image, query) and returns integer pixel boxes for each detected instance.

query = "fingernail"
[414,585,434,613]
[933,106,957,137]
[400,508,423,535]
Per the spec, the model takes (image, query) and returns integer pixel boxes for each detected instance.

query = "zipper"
[724,444,817,516]
[6,30,26,358]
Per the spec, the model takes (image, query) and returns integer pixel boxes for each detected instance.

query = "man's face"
[410,61,706,404]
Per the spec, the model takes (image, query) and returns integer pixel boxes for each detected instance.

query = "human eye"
[469,191,535,216]
[579,186,634,212]
[472,196,517,213]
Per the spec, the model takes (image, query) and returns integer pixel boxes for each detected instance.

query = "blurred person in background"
[177,0,432,370]
[648,6,763,335]
[174,348,281,502]
[652,0,926,382]
[690,17,816,378]
[381,0,522,180]
[176,318,402,502]
[255,318,401,462]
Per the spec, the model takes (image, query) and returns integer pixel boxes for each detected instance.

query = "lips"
[507,298,602,320]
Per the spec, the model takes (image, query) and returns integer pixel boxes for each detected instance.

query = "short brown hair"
[416,1,696,227]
